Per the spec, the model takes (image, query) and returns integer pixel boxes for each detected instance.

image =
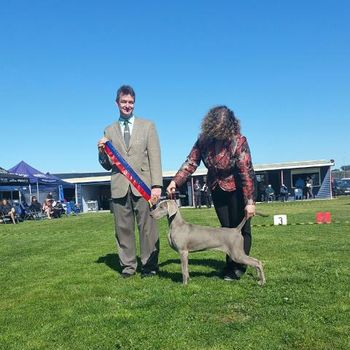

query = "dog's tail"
[236,211,268,231]
[236,217,247,231]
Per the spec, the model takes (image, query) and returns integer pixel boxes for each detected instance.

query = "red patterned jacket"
[173,134,256,204]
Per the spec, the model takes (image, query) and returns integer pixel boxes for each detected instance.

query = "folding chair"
[0,213,12,224]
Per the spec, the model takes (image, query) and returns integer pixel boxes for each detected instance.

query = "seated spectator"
[12,200,25,221]
[46,192,54,200]
[295,177,305,190]
[29,196,42,213]
[279,184,289,202]
[42,198,54,219]
[294,188,303,200]
[295,177,305,199]
[52,200,65,218]
[0,199,17,224]
[265,184,275,202]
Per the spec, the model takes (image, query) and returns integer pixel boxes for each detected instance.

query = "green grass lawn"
[1,197,349,350]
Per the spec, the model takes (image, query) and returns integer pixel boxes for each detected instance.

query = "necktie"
[123,120,130,148]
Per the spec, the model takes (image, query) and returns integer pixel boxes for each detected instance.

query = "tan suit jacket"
[99,117,163,198]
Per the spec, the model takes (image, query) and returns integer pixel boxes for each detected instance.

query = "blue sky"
[1,0,349,174]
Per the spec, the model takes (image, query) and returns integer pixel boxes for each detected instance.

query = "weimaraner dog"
[151,200,265,286]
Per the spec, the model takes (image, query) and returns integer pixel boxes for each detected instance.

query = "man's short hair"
[116,85,136,102]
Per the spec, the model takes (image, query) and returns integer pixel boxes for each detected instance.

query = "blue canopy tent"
[8,161,73,203]
[0,166,30,201]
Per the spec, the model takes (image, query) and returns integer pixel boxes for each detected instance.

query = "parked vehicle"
[337,178,350,195]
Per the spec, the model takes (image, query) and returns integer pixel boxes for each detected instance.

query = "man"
[201,182,212,208]
[194,179,202,208]
[265,184,275,202]
[97,85,162,278]
[279,184,289,202]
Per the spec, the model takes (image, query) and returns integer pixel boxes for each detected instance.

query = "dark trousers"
[194,191,202,208]
[211,187,252,274]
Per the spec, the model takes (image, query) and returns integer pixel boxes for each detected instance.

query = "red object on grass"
[316,212,332,224]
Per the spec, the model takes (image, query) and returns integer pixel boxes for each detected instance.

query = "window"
[291,168,320,188]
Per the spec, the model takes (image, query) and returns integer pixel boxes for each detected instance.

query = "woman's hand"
[244,204,256,219]
[166,181,177,196]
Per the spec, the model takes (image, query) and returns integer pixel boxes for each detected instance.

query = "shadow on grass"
[158,258,225,283]
[159,257,224,269]
[96,254,226,283]
[95,253,122,273]
[95,253,143,273]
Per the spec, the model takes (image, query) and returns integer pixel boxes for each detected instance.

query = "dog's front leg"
[179,250,189,285]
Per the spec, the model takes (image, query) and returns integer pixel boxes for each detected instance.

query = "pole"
[75,183,78,205]
[280,170,284,186]
[191,177,194,207]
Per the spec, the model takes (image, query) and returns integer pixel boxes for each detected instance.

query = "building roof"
[55,159,334,184]
[253,159,334,172]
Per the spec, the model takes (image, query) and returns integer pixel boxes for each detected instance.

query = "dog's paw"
[258,280,265,287]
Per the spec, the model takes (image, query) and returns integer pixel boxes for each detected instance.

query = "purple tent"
[0,166,29,186]
[8,161,64,185]
[8,161,73,200]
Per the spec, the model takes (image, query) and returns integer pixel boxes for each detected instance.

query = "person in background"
[305,176,314,199]
[201,182,212,208]
[42,198,54,219]
[194,179,202,208]
[167,105,256,281]
[295,177,305,198]
[0,199,17,224]
[279,184,289,202]
[29,196,42,213]
[265,184,275,202]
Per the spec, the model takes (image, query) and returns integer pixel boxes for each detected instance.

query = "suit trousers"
[211,187,252,275]
[111,187,159,274]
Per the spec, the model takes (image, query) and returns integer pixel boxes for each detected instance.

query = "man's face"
[116,93,135,117]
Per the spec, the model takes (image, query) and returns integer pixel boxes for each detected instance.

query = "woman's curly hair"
[200,105,240,141]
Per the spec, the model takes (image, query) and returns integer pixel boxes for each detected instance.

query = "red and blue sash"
[104,141,151,201]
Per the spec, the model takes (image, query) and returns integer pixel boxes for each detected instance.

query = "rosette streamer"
[104,141,151,201]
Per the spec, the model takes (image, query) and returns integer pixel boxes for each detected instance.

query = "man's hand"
[97,137,110,152]
[244,204,256,219]
[151,188,162,204]
[166,181,177,196]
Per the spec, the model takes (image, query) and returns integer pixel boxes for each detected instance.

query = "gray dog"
[151,200,266,286]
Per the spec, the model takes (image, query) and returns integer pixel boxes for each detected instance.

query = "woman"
[167,106,256,281]
[0,199,17,224]
[29,196,42,213]
[42,198,54,219]
[305,177,314,199]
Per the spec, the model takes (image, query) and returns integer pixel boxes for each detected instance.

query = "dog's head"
[150,199,178,220]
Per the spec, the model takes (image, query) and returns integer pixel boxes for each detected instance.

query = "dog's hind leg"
[179,250,190,285]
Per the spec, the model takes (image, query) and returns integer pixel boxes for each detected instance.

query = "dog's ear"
[167,200,178,218]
